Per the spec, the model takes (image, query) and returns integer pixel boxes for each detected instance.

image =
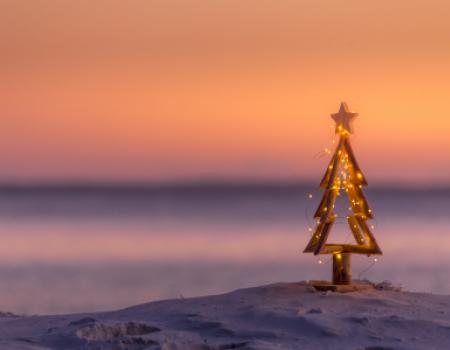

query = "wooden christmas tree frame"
[304,102,382,285]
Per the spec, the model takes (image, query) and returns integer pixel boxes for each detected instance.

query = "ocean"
[0,183,448,314]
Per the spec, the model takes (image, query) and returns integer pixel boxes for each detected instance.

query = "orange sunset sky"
[1,0,450,184]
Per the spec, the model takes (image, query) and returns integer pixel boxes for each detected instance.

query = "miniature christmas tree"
[304,102,382,285]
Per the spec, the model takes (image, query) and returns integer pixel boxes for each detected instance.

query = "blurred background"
[0,0,450,314]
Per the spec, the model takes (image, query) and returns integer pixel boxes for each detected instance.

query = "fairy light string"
[303,103,382,273]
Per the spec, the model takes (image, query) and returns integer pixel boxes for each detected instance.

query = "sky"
[1,0,450,184]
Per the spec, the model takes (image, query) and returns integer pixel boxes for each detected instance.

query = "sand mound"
[1,281,450,349]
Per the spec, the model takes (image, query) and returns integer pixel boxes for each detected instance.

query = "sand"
[0,281,449,349]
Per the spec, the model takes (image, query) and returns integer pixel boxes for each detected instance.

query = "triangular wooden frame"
[304,135,382,256]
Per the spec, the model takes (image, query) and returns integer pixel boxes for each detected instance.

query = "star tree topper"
[331,102,358,134]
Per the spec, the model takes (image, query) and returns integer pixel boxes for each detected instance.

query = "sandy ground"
[0,281,449,350]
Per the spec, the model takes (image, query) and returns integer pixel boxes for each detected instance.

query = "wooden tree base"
[332,253,352,285]
[309,280,374,293]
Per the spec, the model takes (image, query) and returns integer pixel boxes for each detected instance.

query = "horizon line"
[0,179,448,191]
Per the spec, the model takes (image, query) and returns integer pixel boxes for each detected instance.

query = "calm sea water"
[0,184,448,314]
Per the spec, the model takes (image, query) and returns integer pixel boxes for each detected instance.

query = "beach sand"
[0,281,448,349]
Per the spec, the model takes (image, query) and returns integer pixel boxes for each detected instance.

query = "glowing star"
[331,102,358,134]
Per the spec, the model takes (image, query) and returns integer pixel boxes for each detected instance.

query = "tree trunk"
[332,253,352,285]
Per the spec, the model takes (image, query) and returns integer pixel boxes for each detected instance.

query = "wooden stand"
[309,280,373,293]
[332,253,352,285]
